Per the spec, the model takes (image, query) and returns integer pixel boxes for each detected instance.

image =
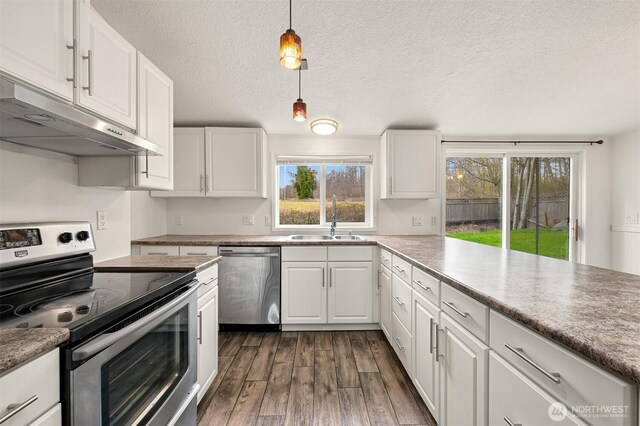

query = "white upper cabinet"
[76,1,137,129]
[0,0,74,101]
[152,127,268,198]
[380,130,441,199]
[205,127,267,198]
[136,52,173,189]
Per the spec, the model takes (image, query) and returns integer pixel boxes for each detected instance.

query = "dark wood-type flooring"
[197,330,436,426]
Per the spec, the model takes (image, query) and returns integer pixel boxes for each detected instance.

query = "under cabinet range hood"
[0,78,163,157]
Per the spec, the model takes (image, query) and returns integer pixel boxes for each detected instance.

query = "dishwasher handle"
[220,252,280,258]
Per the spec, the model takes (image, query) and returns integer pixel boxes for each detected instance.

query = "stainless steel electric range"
[0,222,201,426]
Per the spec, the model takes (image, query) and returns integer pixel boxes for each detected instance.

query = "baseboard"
[281,323,382,331]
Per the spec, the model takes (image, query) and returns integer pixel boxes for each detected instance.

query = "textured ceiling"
[91,0,639,137]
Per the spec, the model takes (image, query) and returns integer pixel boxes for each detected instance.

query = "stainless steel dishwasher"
[218,246,280,330]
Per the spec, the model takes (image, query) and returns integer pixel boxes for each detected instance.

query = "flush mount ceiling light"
[292,66,307,122]
[279,0,302,69]
[310,118,338,135]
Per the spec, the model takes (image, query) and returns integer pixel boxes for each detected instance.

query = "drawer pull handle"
[393,337,405,350]
[392,296,405,307]
[204,278,216,286]
[505,343,561,384]
[147,252,168,255]
[412,279,429,291]
[503,416,522,426]
[393,265,405,274]
[380,256,389,262]
[0,395,38,424]
[186,253,208,256]
[442,300,469,318]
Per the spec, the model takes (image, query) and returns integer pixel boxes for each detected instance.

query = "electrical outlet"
[431,216,437,226]
[625,211,639,225]
[265,216,271,226]
[176,215,184,225]
[412,215,423,226]
[243,215,255,225]
[97,211,107,230]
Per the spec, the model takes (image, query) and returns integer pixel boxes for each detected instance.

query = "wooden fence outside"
[446,197,568,226]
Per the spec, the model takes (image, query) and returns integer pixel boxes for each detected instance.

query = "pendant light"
[293,66,307,122]
[280,0,302,69]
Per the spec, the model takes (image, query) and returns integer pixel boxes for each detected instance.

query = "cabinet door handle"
[147,252,168,255]
[82,49,93,95]
[505,343,561,384]
[377,269,381,290]
[197,312,203,344]
[329,268,332,287]
[0,395,38,424]
[442,300,469,318]
[392,296,405,307]
[435,325,442,362]
[187,252,208,256]
[412,279,429,291]
[66,40,77,87]
[393,337,404,351]
[429,317,434,354]
[322,267,325,287]
[503,416,522,426]
[140,150,149,178]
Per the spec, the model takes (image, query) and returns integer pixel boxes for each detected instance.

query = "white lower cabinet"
[281,261,327,324]
[29,404,61,426]
[328,261,373,323]
[489,352,587,426]
[0,349,60,426]
[281,246,373,326]
[379,265,392,339]
[197,285,218,403]
[412,290,440,423]
[439,312,489,426]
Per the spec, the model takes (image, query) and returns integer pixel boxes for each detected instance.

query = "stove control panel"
[0,222,96,268]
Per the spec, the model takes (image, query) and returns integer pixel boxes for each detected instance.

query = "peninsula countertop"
[131,234,640,383]
[95,255,221,272]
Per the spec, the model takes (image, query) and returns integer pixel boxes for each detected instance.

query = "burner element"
[0,304,13,315]
[58,311,73,322]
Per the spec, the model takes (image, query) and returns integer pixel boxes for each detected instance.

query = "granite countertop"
[0,328,69,375]
[131,234,377,246]
[95,255,221,272]
[130,233,640,383]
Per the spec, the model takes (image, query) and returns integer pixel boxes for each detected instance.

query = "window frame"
[274,160,374,231]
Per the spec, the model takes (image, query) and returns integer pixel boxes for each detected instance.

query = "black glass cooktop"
[0,270,195,344]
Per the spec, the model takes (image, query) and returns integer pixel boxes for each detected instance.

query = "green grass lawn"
[446,228,569,260]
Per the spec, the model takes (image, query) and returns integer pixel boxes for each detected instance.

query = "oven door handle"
[72,281,201,362]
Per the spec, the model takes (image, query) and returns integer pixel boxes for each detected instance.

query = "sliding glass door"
[446,151,579,262]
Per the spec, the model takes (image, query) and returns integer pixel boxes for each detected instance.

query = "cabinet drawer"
[180,245,218,256]
[391,255,411,284]
[197,263,218,298]
[328,246,373,262]
[411,266,439,306]
[491,311,636,426]
[490,352,587,426]
[441,284,488,343]
[391,311,412,374]
[0,349,59,426]
[28,403,61,426]
[391,273,412,332]
[379,248,392,270]
[282,246,327,262]
[140,245,180,256]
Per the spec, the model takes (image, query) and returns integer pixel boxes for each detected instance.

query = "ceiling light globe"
[280,29,302,69]
[310,119,338,136]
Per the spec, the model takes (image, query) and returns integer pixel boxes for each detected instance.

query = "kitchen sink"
[333,235,366,240]
[288,235,366,241]
[289,235,335,240]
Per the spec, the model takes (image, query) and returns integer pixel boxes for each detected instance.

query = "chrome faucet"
[330,194,337,236]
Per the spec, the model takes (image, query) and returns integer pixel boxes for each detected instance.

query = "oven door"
[69,281,199,426]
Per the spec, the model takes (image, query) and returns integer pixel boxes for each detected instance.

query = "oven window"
[101,305,189,425]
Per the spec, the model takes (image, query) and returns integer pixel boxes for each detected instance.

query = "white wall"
[0,142,131,262]
[164,135,442,235]
[610,129,640,275]
[130,191,167,239]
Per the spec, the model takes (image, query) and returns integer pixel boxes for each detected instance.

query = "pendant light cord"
[298,66,301,99]
[289,0,292,29]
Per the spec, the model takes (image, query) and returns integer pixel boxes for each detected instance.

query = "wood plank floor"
[198,330,436,426]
